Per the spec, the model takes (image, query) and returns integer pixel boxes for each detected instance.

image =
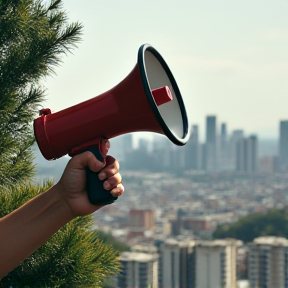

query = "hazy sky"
[42,0,288,141]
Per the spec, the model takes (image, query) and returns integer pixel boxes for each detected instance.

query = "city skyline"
[33,113,284,181]
[39,0,288,140]
[130,113,280,150]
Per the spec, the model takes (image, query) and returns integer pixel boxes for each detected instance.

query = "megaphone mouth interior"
[138,44,189,145]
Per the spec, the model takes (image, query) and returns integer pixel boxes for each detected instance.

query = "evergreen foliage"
[213,208,288,243]
[0,0,83,186]
[0,183,121,287]
[0,1,122,286]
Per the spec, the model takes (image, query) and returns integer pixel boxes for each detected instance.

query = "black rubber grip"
[80,145,118,205]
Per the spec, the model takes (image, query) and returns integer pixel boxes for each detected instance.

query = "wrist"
[48,184,76,221]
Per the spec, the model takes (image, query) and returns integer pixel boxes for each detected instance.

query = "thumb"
[71,151,105,172]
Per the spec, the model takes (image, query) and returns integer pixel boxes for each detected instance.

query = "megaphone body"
[34,44,189,205]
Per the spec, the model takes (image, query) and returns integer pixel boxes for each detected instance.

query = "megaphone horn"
[34,44,190,205]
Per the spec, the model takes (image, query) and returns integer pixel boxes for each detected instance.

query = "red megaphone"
[34,44,189,205]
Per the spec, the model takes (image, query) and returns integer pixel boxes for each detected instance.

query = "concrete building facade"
[159,239,238,288]
[118,252,159,288]
[248,236,288,288]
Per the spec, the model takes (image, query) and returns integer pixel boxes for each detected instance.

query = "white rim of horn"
[138,44,190,145]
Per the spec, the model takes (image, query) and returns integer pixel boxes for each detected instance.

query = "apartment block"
[117,252,159,288]
[248,236,288,288]
[129,209,155,231]
[159,239,238,288]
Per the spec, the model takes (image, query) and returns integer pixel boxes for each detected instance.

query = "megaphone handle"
[80,145,118,205]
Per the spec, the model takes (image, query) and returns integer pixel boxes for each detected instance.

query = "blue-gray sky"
[42,0,288,140]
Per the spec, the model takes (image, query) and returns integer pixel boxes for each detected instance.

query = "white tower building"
[248,236,288,288]
[117,252,159,288]
[159,239,238,288]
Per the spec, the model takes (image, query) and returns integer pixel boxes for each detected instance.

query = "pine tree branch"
[47,0,62,12]
[0,0,83,97]
[0,2,122,286]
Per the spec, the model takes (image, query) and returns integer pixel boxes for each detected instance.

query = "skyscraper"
[186,125,201,170]
[206,116,217,145]
[152,136,172,171]
[279,120,288,172]
[221,123,227,140]
[205,116,217,171]
[220,123,227,153]
[236,135,258,172]
[219,123,229,171]
[247,135,258,172]
[109,134,132,162]
[121,133,133,168]
[231,130,244,171]
[236,138,245,172]
[123,133,133,151]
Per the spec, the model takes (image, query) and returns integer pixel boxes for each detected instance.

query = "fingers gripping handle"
[81,145,118,205]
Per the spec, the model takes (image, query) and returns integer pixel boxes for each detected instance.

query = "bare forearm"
[0,185,74,278]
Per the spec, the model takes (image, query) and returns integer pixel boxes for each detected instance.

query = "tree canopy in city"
[213,208,288,243]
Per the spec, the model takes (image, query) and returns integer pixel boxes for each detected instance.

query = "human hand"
[0,141,124,276]
[55,141,124,217]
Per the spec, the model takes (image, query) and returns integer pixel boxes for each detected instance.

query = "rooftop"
[253,236,288,246]
[120,252,158,262]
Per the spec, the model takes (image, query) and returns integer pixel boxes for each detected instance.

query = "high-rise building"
[152,136,172,171]
[159,239,194,288]
[220,123,227,156]
[219,123,230,171]
[159,239,238,288]
[110,133,133,162]
[221,123,227,140]
[236,135,258,172]
[117,252,159,288]
[230,130,244,171]
[205,116,217,171]
[192,240,238,288]
[248,236,288,288]
[279,120,288,172]
[185,125,201,170]
[123,133,133,152]
[201,143,206,171]
[125,138,153,170]
[247,135,258,172]
[236,138,246,171]
[206,116,217,145]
